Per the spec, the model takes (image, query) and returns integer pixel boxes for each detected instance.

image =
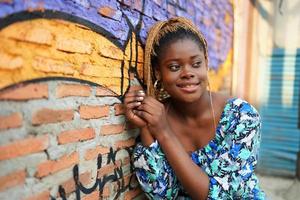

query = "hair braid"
[144,17,208,97]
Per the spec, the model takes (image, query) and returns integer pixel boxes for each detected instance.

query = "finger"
[124,95,145,104]
[133,110,153,123]
[125,90,145,97]
[140,97,163,112]
[126,101,142,110]
[144,96,164,107]
[126,89,145,97]
[127,111,147,126]
[136,103,154,113]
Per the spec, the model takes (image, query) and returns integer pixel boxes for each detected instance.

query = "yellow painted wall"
[0,19,144,95]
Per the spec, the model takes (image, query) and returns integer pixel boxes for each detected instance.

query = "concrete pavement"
[258,174,300,200]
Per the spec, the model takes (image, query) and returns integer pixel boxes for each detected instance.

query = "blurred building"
[233,0,300,177]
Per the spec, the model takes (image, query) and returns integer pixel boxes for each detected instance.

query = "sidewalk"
[258,174,300,200]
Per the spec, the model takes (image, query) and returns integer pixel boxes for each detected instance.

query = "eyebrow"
[162,55,203,64]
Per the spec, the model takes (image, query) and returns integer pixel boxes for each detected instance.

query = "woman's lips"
[177,83,200,93]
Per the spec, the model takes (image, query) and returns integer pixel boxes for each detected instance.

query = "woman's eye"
[192,61,202,68]
[168,64,180,71]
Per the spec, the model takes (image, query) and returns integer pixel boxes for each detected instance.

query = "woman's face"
[156,38,208,103]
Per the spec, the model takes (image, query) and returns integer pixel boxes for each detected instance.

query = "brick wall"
[0,80,141,199]
[0,0,233,199]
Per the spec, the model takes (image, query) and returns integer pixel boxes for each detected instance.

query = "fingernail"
[138,96,144,101]
[138,90,145,94]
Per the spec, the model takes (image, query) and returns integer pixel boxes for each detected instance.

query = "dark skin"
[124,38,230,199]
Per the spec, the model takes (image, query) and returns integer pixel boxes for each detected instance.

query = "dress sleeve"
[207,100,265,200]
[133,140,179,199]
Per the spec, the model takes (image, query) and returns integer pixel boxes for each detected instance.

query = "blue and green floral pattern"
[133,98,266,199]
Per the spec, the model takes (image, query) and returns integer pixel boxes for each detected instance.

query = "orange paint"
[0,19,143,95]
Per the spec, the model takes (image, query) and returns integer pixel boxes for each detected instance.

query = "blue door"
[258,48,300,176]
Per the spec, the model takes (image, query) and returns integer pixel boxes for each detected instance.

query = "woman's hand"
[134,96,170,140]
[124,88,147,128]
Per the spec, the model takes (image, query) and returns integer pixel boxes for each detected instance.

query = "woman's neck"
[168,91,211,120]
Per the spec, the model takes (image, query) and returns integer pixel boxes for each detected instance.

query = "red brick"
[95,87,117,97]
[35,152,79,178]
[0,135,49,161]
[0,112,22,131]
[125,188,143,200]
[100,124,125,135]
[82,190,99,200]
[23,191,50,200]
[60,172,91,195]
[0,170,26,191]
[33,56,75,75]
[114,104,125,115]
[56,37,92,54]
[101,185,110,198]
[57,128,95,144]
[97,160,121,178]
[56,84,91,98]
[115,138,135,149]
[123,173,133,187]
[0,84,48,100]
[82,185,110,200]
[32,108,74,125]
[125,173,138,187]
[84,146,110,160]
[79,105,109,119]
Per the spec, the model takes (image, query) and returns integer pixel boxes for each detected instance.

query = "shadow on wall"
[258,48,300,177]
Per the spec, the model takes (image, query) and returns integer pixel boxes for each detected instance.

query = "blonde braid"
[145,21,167,96]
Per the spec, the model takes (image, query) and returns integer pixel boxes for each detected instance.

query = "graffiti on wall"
[57,147,136,200]
[0,0,233,199]
[0,0,233,93]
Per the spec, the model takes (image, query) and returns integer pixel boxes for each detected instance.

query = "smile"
[177,83,200,93]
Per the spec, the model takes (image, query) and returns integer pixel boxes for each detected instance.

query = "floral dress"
[133,98,266,200]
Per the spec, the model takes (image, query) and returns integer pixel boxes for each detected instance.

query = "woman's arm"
[155,127,210,199]
[133,140,180,199]
[125,89,179,199]
[135,96,210,199]
[140,126,155,147]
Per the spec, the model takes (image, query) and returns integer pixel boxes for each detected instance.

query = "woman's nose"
[180,66,194,79]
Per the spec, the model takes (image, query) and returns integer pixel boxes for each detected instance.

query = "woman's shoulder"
[211,92,259,114]
[226,97,260,116]
[214,94,261,129]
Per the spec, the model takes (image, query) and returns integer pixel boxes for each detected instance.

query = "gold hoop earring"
[154,80,170,101]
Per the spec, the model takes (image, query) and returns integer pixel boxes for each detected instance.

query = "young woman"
[124,17,265,200]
